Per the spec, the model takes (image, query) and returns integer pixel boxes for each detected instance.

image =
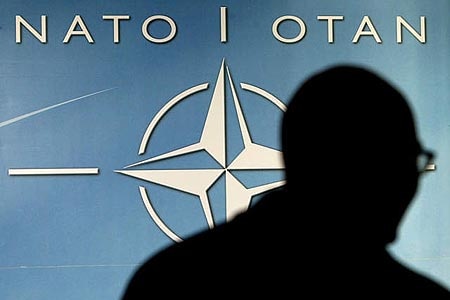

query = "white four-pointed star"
[116,59,286,242]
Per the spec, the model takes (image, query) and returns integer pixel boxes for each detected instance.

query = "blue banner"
[1,1,449,299]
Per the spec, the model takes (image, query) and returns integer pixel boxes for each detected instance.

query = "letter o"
[272,15,306,43]
[142,15,177,44]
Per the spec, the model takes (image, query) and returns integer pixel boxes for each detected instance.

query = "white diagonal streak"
[0,88,117,128]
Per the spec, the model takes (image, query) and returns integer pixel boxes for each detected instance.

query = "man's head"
[282,65,427,245]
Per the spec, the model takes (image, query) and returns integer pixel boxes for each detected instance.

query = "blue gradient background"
[0,1,449,299]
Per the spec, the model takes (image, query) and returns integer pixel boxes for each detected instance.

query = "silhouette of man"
[121,65,450,298]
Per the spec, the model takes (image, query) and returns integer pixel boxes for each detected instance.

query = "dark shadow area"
[121,65,450,298]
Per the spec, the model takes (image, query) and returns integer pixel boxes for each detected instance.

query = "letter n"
[16,15,47,43]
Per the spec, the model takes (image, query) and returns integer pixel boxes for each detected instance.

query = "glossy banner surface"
[1,1,449,299]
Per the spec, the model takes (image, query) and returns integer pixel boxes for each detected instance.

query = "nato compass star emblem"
[115,59,286,242]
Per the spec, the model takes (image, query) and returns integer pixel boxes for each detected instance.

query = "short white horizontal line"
[8,168,99,176]
[0,263,138,270]
[425,164,436,171]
